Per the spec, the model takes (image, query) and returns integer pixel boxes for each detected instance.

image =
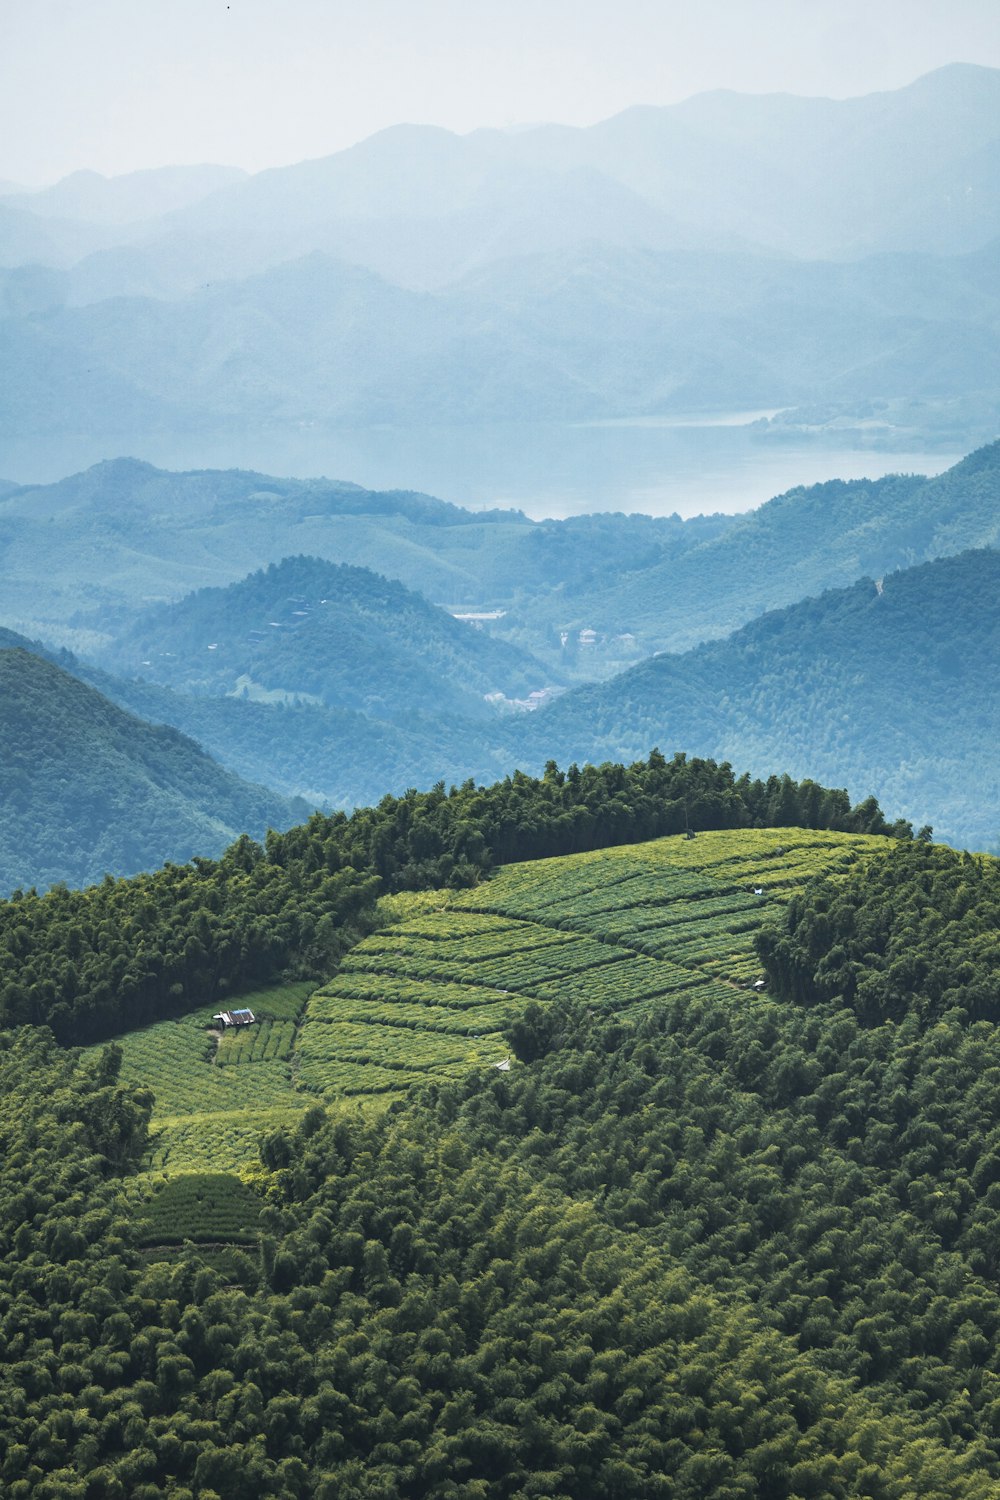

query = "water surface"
[0,419,965,519]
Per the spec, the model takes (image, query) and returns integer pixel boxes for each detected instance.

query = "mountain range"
[2,65,998,453]
[2,442,999,876]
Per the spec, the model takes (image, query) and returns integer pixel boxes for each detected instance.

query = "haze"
[3,0,1000,185]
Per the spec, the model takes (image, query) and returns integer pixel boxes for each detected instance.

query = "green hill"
[0,647,306,893]
[513,547,1000,848]
[519,438,1000,654]
[6,803,1000,1495]
[99,554,558,720]
[92,827,884,1178]
[3,445,998,681]
[0,456,729,675]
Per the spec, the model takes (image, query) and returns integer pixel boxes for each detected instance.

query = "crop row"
[137,1171,263,1245]
[308,991,517,1036]
[321,972,523,1011]
[145,1106,307,1173]
[342,936,626,993]
[296,1055,465,1098]
[357,923,573,965]
[528,954,702,1008]
[389,911,525,941]
[296,1018,490,1072]
[217,1019,297,1066]
[454,855,657,912]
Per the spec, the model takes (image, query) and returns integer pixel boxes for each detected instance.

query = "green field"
[136,1171,264,1246]
[85,828,885,1230]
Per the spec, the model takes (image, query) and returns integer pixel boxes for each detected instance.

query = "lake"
[0,418,967,519]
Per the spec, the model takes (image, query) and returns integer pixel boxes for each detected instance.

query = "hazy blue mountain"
[0,646,307,894]
[5,65,995,299]
[2,240,997,444]
[2,164,246,226]
[98,555,559,720]
[0,456,730,665]
[509,547,1000,850]
[0,625,509,813]
[525,440,1000,654]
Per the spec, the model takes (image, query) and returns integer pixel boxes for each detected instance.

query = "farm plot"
[136,1171,263,1245]
[81,999,310,1177]
[326,972,524,1011]
[145,1107,310,1174]
[309,991,517,1036]
[217,1018,297,1065]
[83,828,890,1179]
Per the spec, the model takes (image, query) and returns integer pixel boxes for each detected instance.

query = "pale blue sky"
[3,0,999,186]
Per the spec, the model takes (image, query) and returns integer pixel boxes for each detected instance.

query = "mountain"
[510,547,1000,848]
[2,444,998,676]
[98,555,559,721]
[528,439,1000,654]
[1,70,997,458]
[0,646,307,894]
[2,240,997,442]
[0,456,730,668]
[2,164,246,226]
[4,777,1000,1493]
[8,66,995,296]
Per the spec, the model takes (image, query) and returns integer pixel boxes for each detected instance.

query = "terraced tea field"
[296,827,884,1100]
[88,829,886,1225]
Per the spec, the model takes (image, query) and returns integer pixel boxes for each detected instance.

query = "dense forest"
[0,754,906,1046]
[100,556,556,721]
[7,825,1000,1495]
[514,546,1000,848]
[0,648,305,895]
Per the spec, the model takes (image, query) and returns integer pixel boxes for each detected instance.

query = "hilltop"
[99,554,558,721]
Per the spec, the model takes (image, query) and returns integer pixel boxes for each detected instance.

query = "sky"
[2,0,999,186]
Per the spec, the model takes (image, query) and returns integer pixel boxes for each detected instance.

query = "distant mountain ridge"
[4,65,998,288]
[1,66,997,454]
[2,239,996,438]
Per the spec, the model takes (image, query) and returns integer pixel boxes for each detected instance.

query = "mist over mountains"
[1,64,998,458]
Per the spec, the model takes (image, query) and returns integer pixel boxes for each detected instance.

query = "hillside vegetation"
[524,439,1000,653]
[6,799,1000,1495]
[0,648,305,895]
[513,546,1000,848]
[0,754,905,1046]
[101,555,557,720]
[97,827,881,1179]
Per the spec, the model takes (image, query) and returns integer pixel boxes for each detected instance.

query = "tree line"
[0,753,909,1045]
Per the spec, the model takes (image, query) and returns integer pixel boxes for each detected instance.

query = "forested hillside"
[526,439,1000,653]
[7,792,1000,1495]
[0,455,727,667]
[0,753,905,1046]
[100,555,557,719]
[3,445,998,681]
[513,547,1000,848]
[0,648,305,894]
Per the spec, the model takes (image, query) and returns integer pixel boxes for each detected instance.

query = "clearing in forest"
[88,828,884,1229]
